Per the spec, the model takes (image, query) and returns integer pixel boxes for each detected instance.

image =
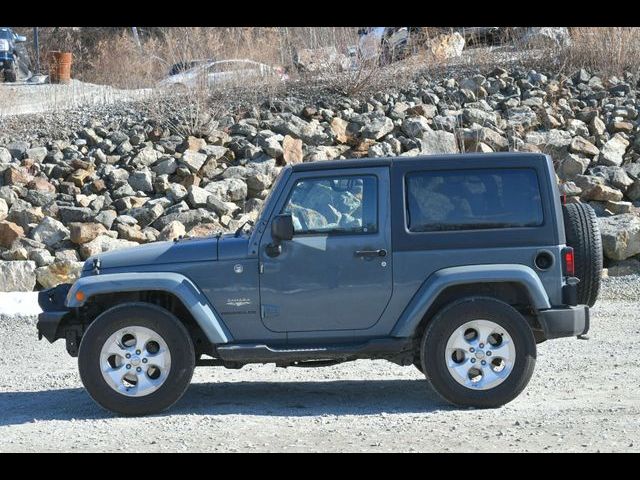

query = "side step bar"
[216,338,412,364]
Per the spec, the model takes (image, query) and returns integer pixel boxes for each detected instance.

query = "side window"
[405,168,543,232]
[282,175,377,235]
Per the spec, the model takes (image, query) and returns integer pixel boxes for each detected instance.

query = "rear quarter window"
[405,169,544,232]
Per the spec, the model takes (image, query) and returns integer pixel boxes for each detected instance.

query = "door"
[259,167,393,333]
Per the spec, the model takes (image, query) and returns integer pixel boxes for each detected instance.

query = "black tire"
[78,302,195,416]
[562,202,602,307]
[4,67,16,83]
[420,297,537,408]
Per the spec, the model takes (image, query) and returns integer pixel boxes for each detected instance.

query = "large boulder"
[0,220,24,248]
[79,235,139,260]
[419,129,459,154]
[294,46,351,73]
[0,260,36,291]
[69,222,108,244]
[30,217,69,247]
[35,261,84,289]
[598,214,640,261]
[427,32,465,59]
[518,27,571,49]
[598,133,629,167]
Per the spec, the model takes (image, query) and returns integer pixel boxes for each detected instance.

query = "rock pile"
[1,65,640,290]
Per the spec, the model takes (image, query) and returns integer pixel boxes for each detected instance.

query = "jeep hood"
[82,234,252,272]
[82,236,220,272]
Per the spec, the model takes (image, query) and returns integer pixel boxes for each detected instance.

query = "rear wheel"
[78,302,195,416]
[4,66,16,83]
[420,297,536,408]
[562,202,602,307]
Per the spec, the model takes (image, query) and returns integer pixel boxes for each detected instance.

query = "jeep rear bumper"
[537,305,589,340]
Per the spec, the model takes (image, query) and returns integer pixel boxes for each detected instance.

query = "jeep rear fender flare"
[66,272,232,345]
[391,264,551,338]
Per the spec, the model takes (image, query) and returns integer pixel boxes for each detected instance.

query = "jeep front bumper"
[537,305,589,340]
[36,283,72,343]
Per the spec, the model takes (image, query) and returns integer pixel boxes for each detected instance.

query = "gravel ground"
[0,276,639,452]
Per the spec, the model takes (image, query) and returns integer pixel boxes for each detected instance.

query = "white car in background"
[158,58,288,91]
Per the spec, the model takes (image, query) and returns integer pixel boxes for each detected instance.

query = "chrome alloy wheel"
[99,326,171,397]
[444,319,516,390]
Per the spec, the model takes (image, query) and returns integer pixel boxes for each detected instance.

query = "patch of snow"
[0,291,42,315]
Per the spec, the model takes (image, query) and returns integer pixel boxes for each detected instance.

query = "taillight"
[563,247,575,277]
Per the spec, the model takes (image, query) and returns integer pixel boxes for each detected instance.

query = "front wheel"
[420,297,536,408]
[78,302,195,416]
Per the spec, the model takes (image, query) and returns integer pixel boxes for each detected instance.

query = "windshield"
[0,30,13,40]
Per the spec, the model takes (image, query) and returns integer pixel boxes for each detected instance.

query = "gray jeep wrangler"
[37,153,602,416]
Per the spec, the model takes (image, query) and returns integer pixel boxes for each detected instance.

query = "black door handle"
[354,249,387,258]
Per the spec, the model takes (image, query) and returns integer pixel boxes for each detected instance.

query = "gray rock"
[152,208,218,232]
[128,169,154,193]
[132,147,161,167]
[598,133,629,166]
[126,203,164,228]
[599,214,640,260]
[79,235,139,260]
[520,27,571,49]
[358,112,394,140]
[151,157,178,175]
[257,135,284,158]
[35,261,84,289]
[187,185,212,208]
[29,248,55,267]
[167,183,188,203]
[0,260,36,291]
[626,180,640,201]
[55,249,80,262]
[6,141,29,159]
[0,198,8,221]
[0,186,17,206]
[246,171,272,194]
[558,154,590,180]
[0,147,11,163]
[266,114,333,146]
[58,206,94,223]
[204,178,248,202]
[26,147,48,162]
[589,166,634,190]
[95,210,118,230]
[30,217,70,247]
[506,106,539,129]
[463,108,497,126]
[180,150,207,173]
[107,168,129,185]
[419,129,459,154]
[401,116,431,138]
[206,196,240,217]
[607,258,640,276]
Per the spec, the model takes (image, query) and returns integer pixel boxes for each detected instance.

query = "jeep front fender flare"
[66,272,232,345]
[391,264,551,338]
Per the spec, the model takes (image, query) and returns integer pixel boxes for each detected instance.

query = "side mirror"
[15,35,26,43]
[266,214,293,257]
[272,214,293,242]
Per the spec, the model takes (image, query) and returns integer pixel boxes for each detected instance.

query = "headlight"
[0,39,9,52]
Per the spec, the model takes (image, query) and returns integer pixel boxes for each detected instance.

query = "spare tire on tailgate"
[562,202,603,307]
